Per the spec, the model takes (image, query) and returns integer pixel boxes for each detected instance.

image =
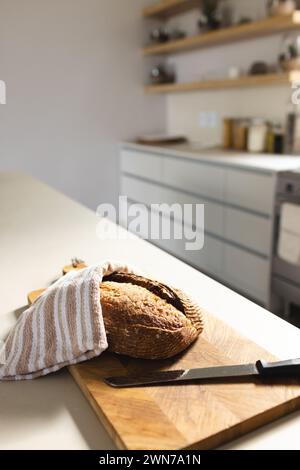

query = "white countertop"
[0,172,300,450]
[122,142,300,173]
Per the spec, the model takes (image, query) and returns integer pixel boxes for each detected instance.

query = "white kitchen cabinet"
[121,174,272,256]
[223,244,270,304]
[184,233,223,276]
[121,175,161,205]
[121,175,223,235]
[224,168,274,215]
[121,149,162,182]
[162,157,225,201]
[120,144,278,306]
[224,207,272,257]
[122,199,222,278]
[152,216,223,277]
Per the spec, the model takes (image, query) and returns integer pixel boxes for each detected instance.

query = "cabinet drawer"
[185,233,223,276]
[121,175,223,235]
[121,150,162,182]
[223,245,269,303]
[224,208,272,256]
[159,187,223,236]
[162,157,225,201]
[124,202,222,277]
[156,218,222,277]
[225,169,274,215]
[121,176,161,206]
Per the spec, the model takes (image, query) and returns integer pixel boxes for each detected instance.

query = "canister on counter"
[223,118,234,149]
[266,124,274,154]
[232,119,249,151]
[285,112,300,154]
[247,118,268,153]
[271,123,285,154]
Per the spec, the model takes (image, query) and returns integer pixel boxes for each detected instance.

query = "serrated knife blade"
[104,358,300,388]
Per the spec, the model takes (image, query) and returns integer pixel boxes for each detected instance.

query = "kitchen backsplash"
[167,82,290,147]
[164,0,292,146]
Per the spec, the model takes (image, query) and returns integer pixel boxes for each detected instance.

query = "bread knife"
[104,358,300,388]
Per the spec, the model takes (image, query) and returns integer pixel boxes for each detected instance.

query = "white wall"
[164,0,291,145]
[0,0,294,207]
[0,0,165,209]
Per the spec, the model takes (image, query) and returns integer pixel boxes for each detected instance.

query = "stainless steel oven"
[272,170,300,322]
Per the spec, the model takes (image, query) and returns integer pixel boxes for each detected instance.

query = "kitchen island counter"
[0,172,299,450]
[122,142,300,174]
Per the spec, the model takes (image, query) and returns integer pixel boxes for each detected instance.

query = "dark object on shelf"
[220,0,234,28]
[238,17,252,25]
[169,29,186,40]
[249,61,269,75]
[150,65,175,85]
[280,56,300,71]
[198,0,221,32]
[279,34,300,71]
[289,43,299,59]
[279,53,286,63]
[150,28,169,44]
[149,28,186,45]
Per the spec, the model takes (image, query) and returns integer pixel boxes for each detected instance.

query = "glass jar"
[267,123,285,154]
[233,119,249,151]
[247,119,268,153]
[273,124,285,154]
[223,118,234,149]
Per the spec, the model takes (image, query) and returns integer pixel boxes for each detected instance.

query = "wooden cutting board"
[28,288,300,450]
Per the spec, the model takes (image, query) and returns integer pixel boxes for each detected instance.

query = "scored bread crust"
[100,273,204,360]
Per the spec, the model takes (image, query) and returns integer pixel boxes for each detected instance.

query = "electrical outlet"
[198,112,219,129]
[207,112,218,128]
[197,112,208,128]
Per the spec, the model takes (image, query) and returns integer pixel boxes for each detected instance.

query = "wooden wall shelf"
[143,12,300,56]
[144,72,300,94]
[143,0,201,19]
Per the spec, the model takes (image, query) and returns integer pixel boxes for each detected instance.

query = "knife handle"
[256,358,300,377]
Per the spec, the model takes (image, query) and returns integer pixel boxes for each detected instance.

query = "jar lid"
[251,118,266,125]
[273,124,284,134]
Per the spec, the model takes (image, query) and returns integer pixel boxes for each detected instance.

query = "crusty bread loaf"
[100,273,203,360]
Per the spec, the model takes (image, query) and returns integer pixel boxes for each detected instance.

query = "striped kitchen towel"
[0,261,137,381]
